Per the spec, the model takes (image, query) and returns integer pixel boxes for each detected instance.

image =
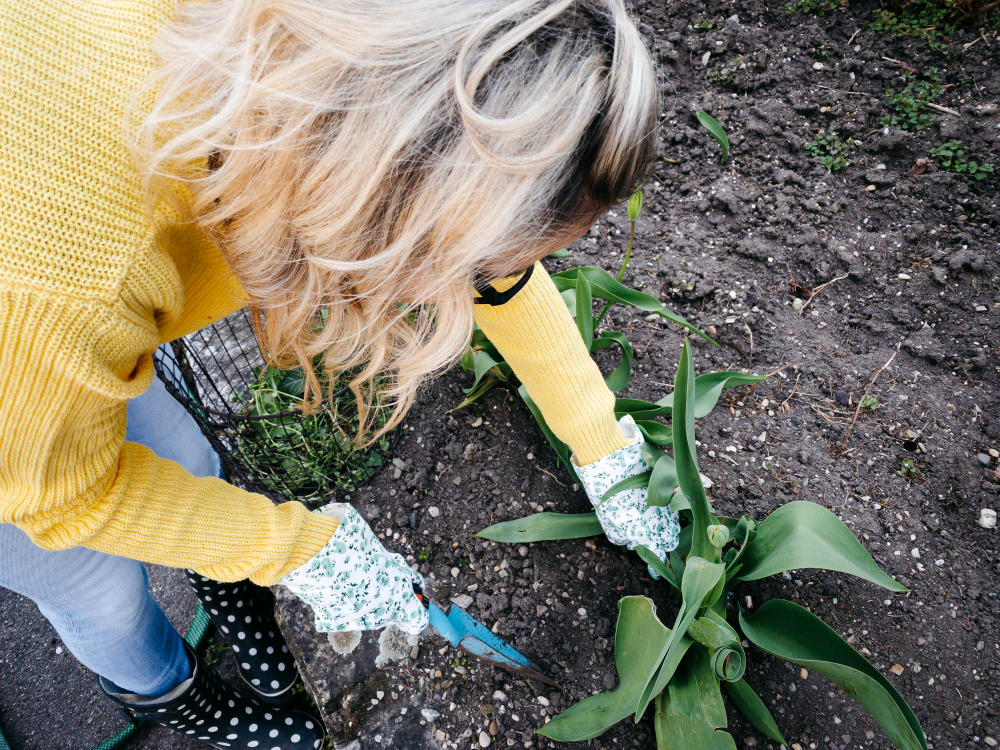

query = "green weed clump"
[930,139,995,180]
[881,72,944,131]
[706,57,742,86]
[806,130,856,171]
[233,362,391,503]
[870,0,957,51]
[786,0,842,14]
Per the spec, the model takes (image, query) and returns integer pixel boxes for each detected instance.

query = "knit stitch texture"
[0,0,625,585]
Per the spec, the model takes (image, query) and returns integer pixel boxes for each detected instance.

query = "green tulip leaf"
[635,544,678,590]
[636,556,725,720]
[738,501,907,592]
[591,330,633,393]
[647,453,679,508]
[653,649,736,750]
[696,111,730,165]
[672,339,717,561]
[599,470,652,507]
[721,679,787,746]
[654,371,765,418]
[636,420,673,445]
[463,350,506,394]
[476,512,602,543]
[687,610,746,683]
[740,600,927,750]
[551,267,714,343]
[538,596,692,742]
[547,248,572,258]
[576,272,594,351]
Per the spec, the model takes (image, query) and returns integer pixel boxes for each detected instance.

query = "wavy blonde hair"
[133,0,658,441]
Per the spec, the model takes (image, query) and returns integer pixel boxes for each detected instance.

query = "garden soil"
[2,2,997,750]
[276,2,1000,749]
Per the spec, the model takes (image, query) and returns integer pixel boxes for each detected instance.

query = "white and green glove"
[574,415,681,577]
[279,504,428,635]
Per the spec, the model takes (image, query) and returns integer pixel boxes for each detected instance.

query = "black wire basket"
[153,308,398,507]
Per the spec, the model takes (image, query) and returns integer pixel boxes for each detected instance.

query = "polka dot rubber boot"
[99,642,325,750]
[186,571,299,704]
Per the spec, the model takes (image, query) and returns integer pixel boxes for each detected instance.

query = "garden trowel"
[415,586,560,688]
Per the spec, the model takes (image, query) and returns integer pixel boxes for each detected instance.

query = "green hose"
[0,604,213,750]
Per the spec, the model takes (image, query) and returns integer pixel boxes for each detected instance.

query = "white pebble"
[537,696,550,707]
[978,508,997,529]
[428,506,441,518]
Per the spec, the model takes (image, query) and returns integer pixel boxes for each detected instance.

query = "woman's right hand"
[279,504,428,635]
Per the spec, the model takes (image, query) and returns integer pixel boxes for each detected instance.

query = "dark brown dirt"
[287,2,1000,749]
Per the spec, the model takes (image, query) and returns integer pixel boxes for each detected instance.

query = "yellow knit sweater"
[0,0,626,585]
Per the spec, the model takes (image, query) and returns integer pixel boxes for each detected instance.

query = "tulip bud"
[707,524,730,548]
[627,188,643,222]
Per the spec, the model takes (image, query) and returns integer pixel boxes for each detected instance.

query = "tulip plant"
[472,192,925,749]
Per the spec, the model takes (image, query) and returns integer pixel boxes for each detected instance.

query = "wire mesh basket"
[153,308,397,507]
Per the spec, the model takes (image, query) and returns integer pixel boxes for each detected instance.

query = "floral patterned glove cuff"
[573,415,680,576]
[279,504,428,635]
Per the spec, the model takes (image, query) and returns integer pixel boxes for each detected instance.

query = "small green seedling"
[696,111,730,164]
[806,130,855,172]
[900,458,923,478]
[930,140,995,180]
[881,72,944,131]
[860,394,879,410]
[706,57,743,86]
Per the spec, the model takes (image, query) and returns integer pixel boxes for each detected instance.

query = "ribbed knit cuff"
[474,263,628,466]
[251,512,340,587]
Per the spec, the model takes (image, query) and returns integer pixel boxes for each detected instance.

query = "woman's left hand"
[574,415,681,576]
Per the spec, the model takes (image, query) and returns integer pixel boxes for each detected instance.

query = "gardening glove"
[573,415,680,578]
[279,504,428,635]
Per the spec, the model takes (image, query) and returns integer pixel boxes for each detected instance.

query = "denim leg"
[0,524,191,696]
[0,347,220,695]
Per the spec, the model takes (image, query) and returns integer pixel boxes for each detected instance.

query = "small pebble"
[800,668,809,680]
[537,696,550,707]
[428,506,441,518]
[890,664,904,676]
[421,708,440,723]
[493,690,508,702]
[450,567,460,578]
[978,508,997,529]
[479,730,491,747]
[977,453,992,466]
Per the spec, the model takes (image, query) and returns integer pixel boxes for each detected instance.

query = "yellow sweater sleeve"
[0,288,337,585]
[473,263,628,465]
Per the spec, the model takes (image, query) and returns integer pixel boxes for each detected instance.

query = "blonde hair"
[133,0,658,441]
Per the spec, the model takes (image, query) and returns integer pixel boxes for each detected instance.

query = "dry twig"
[800,273,850,316]
[841,345,900,448]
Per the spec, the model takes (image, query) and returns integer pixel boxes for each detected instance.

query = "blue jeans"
[0,368,219,696]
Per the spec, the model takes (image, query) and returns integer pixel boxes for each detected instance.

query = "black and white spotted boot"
[100,642,325,750]
[186,570,300,704]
